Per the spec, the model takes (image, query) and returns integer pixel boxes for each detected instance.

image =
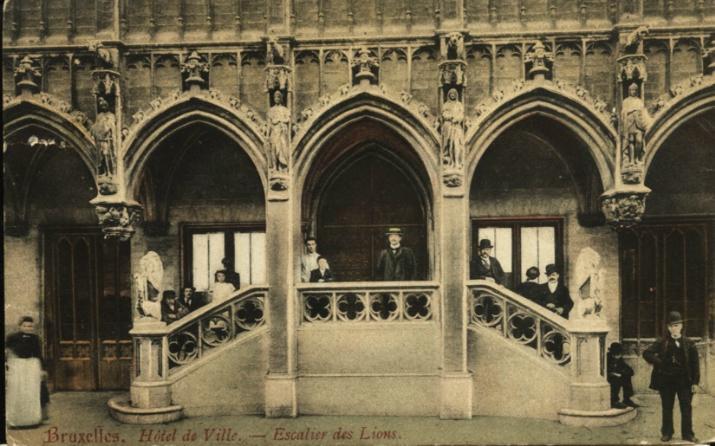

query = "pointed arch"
[645,76,715,173]
[3,95,96,173]
[292,84,441,189]
[122,91,268,198]
[465,82,617,193]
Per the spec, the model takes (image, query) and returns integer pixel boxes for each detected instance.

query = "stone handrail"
[467,279,576,367]
[297,281,440,324]
[130,285,268,380]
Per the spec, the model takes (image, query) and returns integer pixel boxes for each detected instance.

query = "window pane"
[235,232,251,284]
[250,232,266,284]
[520,226,556,283]
[192,232,225,291]
[477,227,512,273]
[234,231,267,285]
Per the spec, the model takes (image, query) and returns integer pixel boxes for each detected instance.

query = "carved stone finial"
[181,51,209,91]
[600,188,650,230]
[524,40,553,81]
[352,48,379,86]
[14,55,42,95]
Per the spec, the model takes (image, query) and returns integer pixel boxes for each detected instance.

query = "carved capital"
[352,48,379,86]
[265,65,291,94]
[617,54,648,84]
[14,55,42,95]
[524,40,553,81]
[92,199,143,240]
[600,187,650,230]
[181,51,209,91]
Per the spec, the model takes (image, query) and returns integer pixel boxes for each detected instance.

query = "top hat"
[479,239,494,249]
[545,264,560,275]
[385,227,404,236]
[608,342,624,355]
[666,311,683,325]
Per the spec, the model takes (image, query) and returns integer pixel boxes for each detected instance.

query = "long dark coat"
[470,256,505,284]
[537,282,574,318]
[377,246,417,281]
[643,336,700,391]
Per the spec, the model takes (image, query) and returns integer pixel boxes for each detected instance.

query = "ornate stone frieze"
[14,55,42,95]
[123,89,266,144]
[600,187,650,230]
[352,47,379,86]
[524,40,553,81]
[470,79,613,131]
[181,51,209,91]
[3,92,93,133]
[650,74,715,116]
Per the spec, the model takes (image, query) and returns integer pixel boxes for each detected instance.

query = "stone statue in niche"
[91,97,118,194]
[134,251,164,321]
[621,83,652,169]
[266,90,291,173]
[573,247,605,321]
[440,88,465,170]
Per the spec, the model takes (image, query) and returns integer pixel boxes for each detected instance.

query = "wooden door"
[44,229,132,390]
[317,154,428,281]
[619,221,709,340]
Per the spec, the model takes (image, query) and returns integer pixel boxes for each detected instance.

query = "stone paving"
[5,392,715,446]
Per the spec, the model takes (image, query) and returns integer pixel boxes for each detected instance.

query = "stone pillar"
[87,42,143,240]
[601,26,652,230]
[437,31,472,419]
[263,37,297,417]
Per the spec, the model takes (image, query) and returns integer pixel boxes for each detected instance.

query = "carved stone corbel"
[438,32,467,191]
[600,186,650,230]
[91,198,144,241]
[14,55,42,96]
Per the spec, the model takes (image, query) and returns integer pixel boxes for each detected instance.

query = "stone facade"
[3,0,715,421]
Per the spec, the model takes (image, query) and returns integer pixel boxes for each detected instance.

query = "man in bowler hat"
[470,239,505,284]
[643,311,700,443]
[538,264,573,318]
[376,227,417,281]
[516,266,542,303]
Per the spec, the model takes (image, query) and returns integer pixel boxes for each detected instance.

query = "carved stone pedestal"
[91,195,143,240]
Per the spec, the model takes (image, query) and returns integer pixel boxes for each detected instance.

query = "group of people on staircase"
[470,238,574,318]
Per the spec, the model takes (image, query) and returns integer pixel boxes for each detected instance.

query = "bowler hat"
[666,311,683,325]
[608,342,623,355]
[545,264,560,275]
[385,227,404,236]
[479,239,494,249]
[163,290,177,299]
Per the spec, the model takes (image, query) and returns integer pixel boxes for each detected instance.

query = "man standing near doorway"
[377,227,417,281]
[470,239,505,284]
[301,237,321,282]
[643,311,700,443]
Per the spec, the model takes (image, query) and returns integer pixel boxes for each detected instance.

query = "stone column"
[601,26,652,230]
[438,32,472,419]
[88,42,143,240]
[263,37,297,417]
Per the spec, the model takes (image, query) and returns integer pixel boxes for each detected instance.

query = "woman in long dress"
[6,316,48,427]
[210,270,236,303]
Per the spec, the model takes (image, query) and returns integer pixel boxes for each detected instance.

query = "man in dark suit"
[181,286,204,312]
[515,266,541,303]
[376,227,417,281]
[470,239,505,284]
[309,256,335,282]
[220,257,241,290]
[538,264,573,318]
[643,311,700,443]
